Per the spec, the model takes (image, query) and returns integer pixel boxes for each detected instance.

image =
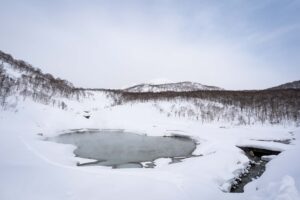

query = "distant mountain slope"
[268,80,300,90]
[117,89,300,125]
[1,49,299,125]
[0,50,84,109]
[124,81,223,93]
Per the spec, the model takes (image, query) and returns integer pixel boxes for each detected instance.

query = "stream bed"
[230,146,281,193]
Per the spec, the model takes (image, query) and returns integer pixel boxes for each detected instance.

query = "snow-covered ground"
[0,91,299,200]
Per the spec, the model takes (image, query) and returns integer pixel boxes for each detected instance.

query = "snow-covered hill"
[1,86,299,200]
[1,50,300,200]
[1,49,299,126]
[268,80,300,90]
[124,81,223,92]
[0,50,85,109]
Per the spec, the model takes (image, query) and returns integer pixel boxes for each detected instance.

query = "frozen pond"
[51,129,197,168]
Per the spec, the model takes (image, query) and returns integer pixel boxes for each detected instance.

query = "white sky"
[1,0,299,90]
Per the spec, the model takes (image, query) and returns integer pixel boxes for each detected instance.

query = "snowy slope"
[1,50,300,200]
[0,93,299,200]
[268,80,300,90]
[0,50,84,110]
[124,81,223,92]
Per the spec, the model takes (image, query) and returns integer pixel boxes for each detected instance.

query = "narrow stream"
[230,146,281,193]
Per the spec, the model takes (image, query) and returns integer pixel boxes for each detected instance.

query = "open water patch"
[230,146,281,193]
[48,129,197,169]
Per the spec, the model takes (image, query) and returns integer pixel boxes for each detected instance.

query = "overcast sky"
[1,0,299,90]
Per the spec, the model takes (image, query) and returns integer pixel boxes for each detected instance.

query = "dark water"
[50,129,197,169]
[230,147,281,193]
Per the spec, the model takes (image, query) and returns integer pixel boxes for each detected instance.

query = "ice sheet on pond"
[51,130,197,168]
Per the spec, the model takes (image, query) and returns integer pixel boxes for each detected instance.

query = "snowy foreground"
[0,92,299,200]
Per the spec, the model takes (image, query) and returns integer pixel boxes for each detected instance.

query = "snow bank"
[0,92,299,200]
